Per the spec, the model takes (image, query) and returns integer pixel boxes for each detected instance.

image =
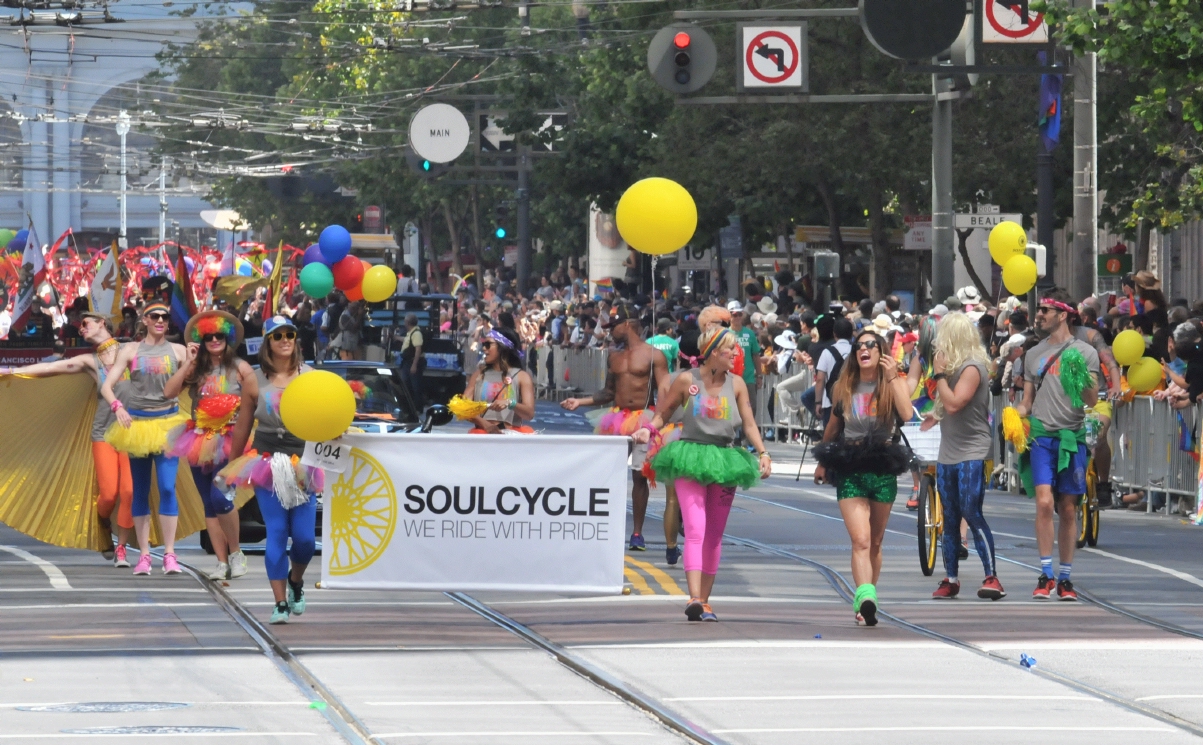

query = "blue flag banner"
[1038,52,1062,152]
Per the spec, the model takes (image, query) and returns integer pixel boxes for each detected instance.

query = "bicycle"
[1076,458,1100,548]
[916,457,995,577]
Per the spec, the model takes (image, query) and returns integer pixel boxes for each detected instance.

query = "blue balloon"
[236,260,254,277]
[5,239,21,253]
[13,229,28,246]
[318,225,352,264]
[303,243,328,266]
[184,256,195,273]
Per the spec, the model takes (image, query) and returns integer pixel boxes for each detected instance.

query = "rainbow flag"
[171,250,196,330]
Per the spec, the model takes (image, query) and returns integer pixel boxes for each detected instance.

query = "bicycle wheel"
[1077,461,1096,549]
[1085,464,1100,546]
[917,472,941,576]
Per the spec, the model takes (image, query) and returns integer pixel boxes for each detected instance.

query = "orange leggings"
[92,441,134,530]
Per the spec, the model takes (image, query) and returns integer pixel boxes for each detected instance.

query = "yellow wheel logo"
[328,448,397,575]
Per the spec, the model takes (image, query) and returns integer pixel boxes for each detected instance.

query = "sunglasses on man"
[145,313,169,323]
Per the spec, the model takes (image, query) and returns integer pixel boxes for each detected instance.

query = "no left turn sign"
[983,0,1049,44]
[739,24,807,91]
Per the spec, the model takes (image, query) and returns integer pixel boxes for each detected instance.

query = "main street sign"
[408,104,470,163]
[953,213,1023,229]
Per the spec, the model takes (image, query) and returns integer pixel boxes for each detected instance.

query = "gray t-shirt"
[840,379,883,440]
[937,361,992,464]
[1019,337,1100,432]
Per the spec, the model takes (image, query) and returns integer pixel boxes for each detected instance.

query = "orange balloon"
[345,284,364,301]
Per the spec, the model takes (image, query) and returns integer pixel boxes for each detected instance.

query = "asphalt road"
[3,401,1203,744]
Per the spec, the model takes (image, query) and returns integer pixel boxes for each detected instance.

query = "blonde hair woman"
[926,312,1004,601]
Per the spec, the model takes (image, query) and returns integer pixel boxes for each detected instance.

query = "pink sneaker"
[162,553,181,575]
[113,544,130,568]
[133,554,152,576]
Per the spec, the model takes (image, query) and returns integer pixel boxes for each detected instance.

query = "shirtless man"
[562,303,669,550]
[3,312,135,563]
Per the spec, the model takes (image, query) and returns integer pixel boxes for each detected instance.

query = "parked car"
[199,362,452,553]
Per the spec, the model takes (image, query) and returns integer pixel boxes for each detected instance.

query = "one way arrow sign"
[739,24,807,92]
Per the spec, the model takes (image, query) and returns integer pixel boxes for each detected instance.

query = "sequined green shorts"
[834,472,898,503]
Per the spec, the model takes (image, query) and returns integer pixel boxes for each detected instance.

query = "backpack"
[824,344,847,403]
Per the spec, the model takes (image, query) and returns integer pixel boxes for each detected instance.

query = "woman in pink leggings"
[636,326,771,621]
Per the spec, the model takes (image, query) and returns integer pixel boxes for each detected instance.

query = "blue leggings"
[129,454,180,518]
[936,460,996,579]
[255,486,317,581]
[190,465,236,518]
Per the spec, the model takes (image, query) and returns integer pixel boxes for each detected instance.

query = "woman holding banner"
[635,326,771,622]
[462,327,535,434]
[218,316,323,625]
[100,303,190,576]
[163,310,257,581]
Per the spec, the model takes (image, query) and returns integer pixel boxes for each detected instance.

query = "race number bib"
[301,438,353,474]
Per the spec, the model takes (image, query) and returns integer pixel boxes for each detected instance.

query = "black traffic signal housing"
[648,23,716,94]
[404,146,451,179]
[492,204,512,242]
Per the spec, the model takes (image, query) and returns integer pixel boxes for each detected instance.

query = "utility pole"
[115,110,130,250]
[931,74,954,304]
[158,156,168,249]
[1072,0,1098,297]
[516,145,531,295]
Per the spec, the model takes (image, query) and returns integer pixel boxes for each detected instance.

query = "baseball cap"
[263,315,297,335]
[726,299,743,313]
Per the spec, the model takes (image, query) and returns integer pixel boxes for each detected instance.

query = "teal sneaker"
[853,583,878,627]
[288,579,306,616]
[269,601,290,625]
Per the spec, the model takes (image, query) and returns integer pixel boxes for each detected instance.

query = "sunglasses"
[1036,306,1063,315]
[269,330,296,341]
[202,333,227,343]
[855,340,879,350]
[146,313,169,323]
[480,340,495,350]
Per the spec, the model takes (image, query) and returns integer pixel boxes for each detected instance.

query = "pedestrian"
[813,328,913,625]
[163,310,256,581]
[636,326,771,621]
[462,327,535,433]
[218,316,324,624]
[925,312,1005,600]
[399,312,425,409]
[336,299,364,360]
[1015,290,1100,601]
[814,317,853,428]
[729,302,762,421]
[99,303,190,576]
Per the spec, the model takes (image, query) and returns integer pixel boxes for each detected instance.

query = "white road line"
[372,732,654,739]
[364,701,624,707]
[666,694,1093,702]
[1,603,211,610]
[0,734,318,739]
[1137,694,1203,701]
[1082,546,1203,590]
[0,588,210,593]
[711,726,1171,734]
[0,545,72,590]
[568,640,945,650]
[0,702,312,709]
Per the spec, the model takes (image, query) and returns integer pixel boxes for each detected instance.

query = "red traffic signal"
[673,31,691,49]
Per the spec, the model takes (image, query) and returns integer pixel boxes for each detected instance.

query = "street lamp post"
[116,110,130,250]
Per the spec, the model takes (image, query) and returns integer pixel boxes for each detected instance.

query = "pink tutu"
[217,450,324,494]
[588,407,654,436]
[641,423,682,486]
[166,422,234,468]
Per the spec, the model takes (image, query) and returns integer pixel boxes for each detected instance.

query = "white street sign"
[739,24,806,91]
[408,104,470,163]
[982,0,1048,44]
[904,222,931,251]
[678,245,713,271]
[954,213,1022,229]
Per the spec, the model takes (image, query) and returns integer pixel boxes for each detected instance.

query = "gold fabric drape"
[0,375,214,550]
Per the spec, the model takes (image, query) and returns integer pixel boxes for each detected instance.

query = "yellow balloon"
[989,221,1027,266]
[362,265,397,303]
[1127,356,1163,394]
[280,371,357,442]
[1111,329,1146,367]
[615,177,697,255]
[1002,254,1037,295]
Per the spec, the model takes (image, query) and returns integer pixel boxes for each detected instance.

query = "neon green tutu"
[650,440,761,488]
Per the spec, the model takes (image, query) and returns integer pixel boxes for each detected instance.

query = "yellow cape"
[0,375,247,551]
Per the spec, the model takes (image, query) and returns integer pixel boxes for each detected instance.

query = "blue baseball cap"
[263,315,297,336]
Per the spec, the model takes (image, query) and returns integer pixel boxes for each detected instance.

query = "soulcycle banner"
[320,433,629,593]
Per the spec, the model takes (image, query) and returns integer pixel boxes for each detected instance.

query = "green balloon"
[0,229,13,247]
[300,262,335,298]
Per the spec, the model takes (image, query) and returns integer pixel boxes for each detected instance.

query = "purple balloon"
[184,256,195,273]
[303,243,328,266]
[5,239,21,253]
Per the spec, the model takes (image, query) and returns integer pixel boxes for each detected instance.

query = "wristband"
[932,373,948,382]
[758,451,770,457]
[110,400,124,412]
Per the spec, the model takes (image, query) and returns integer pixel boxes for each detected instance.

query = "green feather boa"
[1058,347,1092,408]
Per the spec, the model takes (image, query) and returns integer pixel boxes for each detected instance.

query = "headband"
[486,329,524,363]
[700,328,732,361]
[142,303,169,317]
[1039,299,1075,314]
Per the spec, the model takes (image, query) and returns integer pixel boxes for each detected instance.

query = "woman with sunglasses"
[634,327,771,622]
[813,330,913,626]
[463,327,535,434]
[219,316,323,624]
[163,310,257,581]
[100,303,190,576]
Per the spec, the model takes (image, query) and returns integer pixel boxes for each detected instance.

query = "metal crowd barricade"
[1112,396,1201,513]
[529,346,610,401]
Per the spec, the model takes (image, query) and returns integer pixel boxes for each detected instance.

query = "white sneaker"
[227,550,248,579]
[208,562,229,581]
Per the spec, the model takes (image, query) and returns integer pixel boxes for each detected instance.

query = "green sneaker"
[269,600,290,625]
[853,584,878,627]
[288,579,306,616]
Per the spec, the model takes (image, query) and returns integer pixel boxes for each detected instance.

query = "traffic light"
[404,146,451,179]
[492,205,511,242]
[648,23,716,94]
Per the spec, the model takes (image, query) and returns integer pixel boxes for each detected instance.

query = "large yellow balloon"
[615,177,697,255]
[1111,329,1146,367]
[280,371,357,443]
[989,221,1027,266]
[1127,356,1163,393]
[362,265,397,303]
[1002,254,1037,295]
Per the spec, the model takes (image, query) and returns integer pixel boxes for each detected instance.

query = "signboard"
[719,224,743,259]
[402,222,420,272]
[678,245,713,271]
[1098,253,1133,277]
[738,24,807,91]
[0,346,89,366]
[904,216,932,251]
[408,104,471,163]
[953,213,1023,229]
[321,434,628,593]
[364,205,382,233]
[480,114,516,153]
[983,0,1048,44]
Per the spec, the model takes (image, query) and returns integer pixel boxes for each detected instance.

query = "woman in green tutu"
[635,326,771,622]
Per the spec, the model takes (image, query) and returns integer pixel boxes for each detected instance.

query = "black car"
[199,362,451,553]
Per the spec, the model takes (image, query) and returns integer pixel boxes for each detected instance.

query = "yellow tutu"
[105,410,189,457]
